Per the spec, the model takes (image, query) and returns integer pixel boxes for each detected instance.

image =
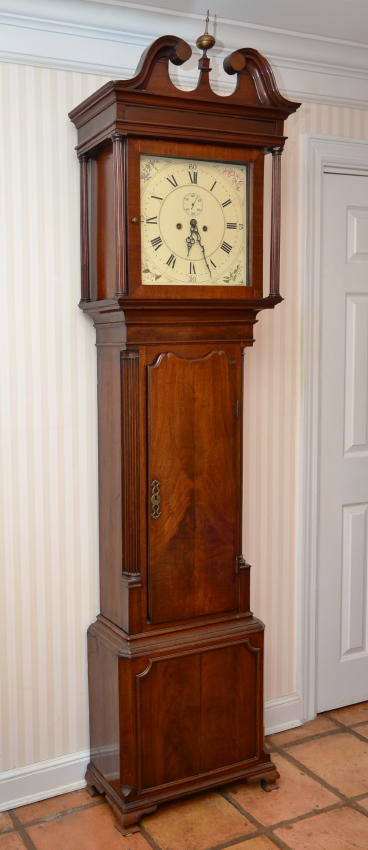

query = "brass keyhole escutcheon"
[151,479,161,519]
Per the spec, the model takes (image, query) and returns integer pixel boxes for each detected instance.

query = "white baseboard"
[264,693,303,735]
[0,750,89,812]
[0,695,302,811]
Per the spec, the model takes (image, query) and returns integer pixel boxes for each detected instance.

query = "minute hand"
[191,220,211,279]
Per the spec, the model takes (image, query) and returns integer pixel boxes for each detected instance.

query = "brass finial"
[196,10,216,54]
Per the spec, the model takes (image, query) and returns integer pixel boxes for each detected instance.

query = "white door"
[317,170,368,711]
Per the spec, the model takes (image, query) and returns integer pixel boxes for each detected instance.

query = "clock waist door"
[147,348,239,625]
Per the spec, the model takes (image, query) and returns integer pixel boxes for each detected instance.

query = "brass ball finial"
[196,10,216,53]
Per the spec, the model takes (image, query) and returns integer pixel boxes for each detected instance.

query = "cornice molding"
[0,0,368,108]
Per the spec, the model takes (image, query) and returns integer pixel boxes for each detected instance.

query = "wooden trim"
[79,155,90,302]
[112,133,127,296]
[269,146,283,296]
[121,351,140,576]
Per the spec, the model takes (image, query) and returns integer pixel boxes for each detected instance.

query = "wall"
[0,64,108,788]
[1,3,368,807]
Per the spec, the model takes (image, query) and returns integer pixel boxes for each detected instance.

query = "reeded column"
[269,146,283,296]
[112,132,127,296]
[79,155,90,302]
[121,351,140,577]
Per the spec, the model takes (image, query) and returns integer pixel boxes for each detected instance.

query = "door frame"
[300,134,368,721]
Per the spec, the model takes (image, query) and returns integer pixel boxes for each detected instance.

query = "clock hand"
[186,220,196,256]
[190,219,212,278]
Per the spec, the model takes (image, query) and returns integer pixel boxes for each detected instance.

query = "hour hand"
[186,230,195,256]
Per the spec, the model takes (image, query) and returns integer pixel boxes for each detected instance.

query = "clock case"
[69,36,300,835]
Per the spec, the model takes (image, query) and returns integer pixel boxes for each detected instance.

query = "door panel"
[201,643,259,772]
[147,350,238,624]
[344,295,368,455]
[137,655,201,790]
[318,174,368,710]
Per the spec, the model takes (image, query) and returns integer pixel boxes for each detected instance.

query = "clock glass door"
[147,349,239,625]
[140,154,247,286]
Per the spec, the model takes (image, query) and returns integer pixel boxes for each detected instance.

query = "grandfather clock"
[69,21,300,835]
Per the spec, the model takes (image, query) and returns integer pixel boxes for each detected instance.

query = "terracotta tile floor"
[2,701,368,850]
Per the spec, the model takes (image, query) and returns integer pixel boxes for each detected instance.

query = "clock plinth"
[69,35,299,833]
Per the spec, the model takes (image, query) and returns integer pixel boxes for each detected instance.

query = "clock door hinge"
[235,400,239,418]
[235,556,239,573]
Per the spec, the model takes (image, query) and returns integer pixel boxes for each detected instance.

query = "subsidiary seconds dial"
[140,155,247,286]
[183,193,203,216]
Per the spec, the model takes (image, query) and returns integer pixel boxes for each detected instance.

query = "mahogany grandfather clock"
[69,20,300,835]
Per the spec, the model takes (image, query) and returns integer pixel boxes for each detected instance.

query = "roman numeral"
[150,236,163,251]
[166,254,176,268]
[189,171,198,184]
[221,241,232,254]
[227,222,237,229]
[190,262,196,274]
[210,259,216,268]
[210,181,217,192]
[151,195,163,201]
[166,175,178,187]
[222,199,232,208]
[146,216,158,224]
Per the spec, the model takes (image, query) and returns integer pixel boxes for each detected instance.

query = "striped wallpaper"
[1,61,368,773]
[0,64,109,773]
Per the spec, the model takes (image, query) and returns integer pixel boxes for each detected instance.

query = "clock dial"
[140,155,247,286]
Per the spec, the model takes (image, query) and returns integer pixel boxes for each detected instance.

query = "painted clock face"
[140,155,247,286]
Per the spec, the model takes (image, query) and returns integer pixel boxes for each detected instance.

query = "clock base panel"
[86,615,278,833]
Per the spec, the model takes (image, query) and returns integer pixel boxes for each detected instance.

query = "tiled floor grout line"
[216,789,296,850]
[0,824,16,835]
[321,713,368,744]
[349,799,368,818]
[204,828,267,849]
[266,722,368,819]
[266,727,344,749]
[140,823,165,850]
[8,809,39,850]
[189,826,293,850]
[259,798,360,830]
[224,780,368,829]
[331,724,368,745]
[267,724,368,803]
[6,796,106,830]
[266,741,348,801]
[323,713,352,726]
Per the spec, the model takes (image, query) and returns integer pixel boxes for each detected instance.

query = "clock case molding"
[69,36,300,835]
